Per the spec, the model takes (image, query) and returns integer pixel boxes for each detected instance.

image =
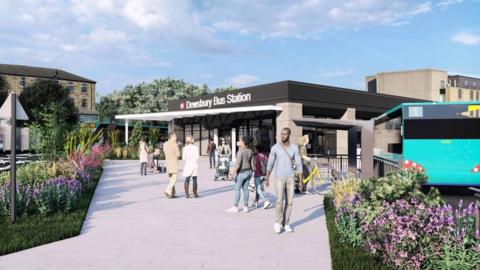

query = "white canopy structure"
[115,105,283,144]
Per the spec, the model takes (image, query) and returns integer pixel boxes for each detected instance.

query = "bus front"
[402,103,480,186]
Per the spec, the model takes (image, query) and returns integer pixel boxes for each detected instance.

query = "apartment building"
[366,69,480,103]
[0,63,98,123]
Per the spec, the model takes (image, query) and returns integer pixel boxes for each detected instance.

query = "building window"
[458,89,462,100]
[81,83,87,93]
[67,81,74,93]
[439,89,445,102]
[464,80,469,87]
[476,91,479,101]
[471,90,474,100]
[473,82,477,88]
[20,76,26,88]
[440,80,445,88]
[82,99,87,108]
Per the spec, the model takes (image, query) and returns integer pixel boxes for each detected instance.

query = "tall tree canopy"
[98,78,235,122]
[0,75,9,106]
[19,80,78,125]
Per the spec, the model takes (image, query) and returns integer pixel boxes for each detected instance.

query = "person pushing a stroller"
[214,137,232,181]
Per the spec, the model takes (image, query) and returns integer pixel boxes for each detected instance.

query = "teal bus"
[374,102,480,186]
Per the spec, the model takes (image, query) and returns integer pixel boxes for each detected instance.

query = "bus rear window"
[404,119,480,139]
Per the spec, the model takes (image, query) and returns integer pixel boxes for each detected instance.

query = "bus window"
[404,118,480,139]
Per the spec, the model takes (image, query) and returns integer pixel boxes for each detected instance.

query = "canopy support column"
[125,120,129,144]
[231,127,236,163]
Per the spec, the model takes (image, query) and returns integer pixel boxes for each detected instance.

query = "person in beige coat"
[139,139,149,176]
[164,132,180,199]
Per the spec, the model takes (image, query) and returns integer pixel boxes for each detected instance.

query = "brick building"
[365,69,480,103]
[0,63,98,123]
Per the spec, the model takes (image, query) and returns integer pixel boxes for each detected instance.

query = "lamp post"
[10,92,16,223]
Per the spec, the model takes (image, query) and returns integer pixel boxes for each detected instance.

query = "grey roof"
[0,63,95,83]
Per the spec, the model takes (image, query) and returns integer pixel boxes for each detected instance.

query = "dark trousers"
[185,176,198,187]
[209,153,216,168]
[140,162,147,175]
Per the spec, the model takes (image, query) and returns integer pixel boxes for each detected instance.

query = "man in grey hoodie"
[265,127,303,234]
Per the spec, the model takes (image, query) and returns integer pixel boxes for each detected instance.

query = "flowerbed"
[332,171,480,269]
[0,143,108,219]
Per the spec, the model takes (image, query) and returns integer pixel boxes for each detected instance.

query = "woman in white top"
[182,135,200,198]
[139,139,149,176]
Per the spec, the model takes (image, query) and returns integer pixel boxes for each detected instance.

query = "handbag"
[248,179,256,192]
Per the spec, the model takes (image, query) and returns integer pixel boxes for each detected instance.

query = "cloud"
[228,74,259,87]
[203,0,451,38]
[122,0,169,29]
[452,32,480,46]
[87,27,128,44]
[436,0,464,9]
[320,69,355,78]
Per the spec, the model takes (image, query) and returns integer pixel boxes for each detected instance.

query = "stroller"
[214,155,231,181]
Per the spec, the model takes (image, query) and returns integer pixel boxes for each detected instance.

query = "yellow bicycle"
[302,159,333,194]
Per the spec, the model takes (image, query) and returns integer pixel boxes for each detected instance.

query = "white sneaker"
[226,206,239,213]
[274,223,282,234]
[263,200,271,209]
[242,206,249,213]
[253,202,258,208]
[284,224,293,233]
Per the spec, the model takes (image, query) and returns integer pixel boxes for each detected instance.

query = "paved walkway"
[0,158,332,270]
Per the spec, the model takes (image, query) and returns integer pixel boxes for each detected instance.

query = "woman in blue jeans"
[226,136,253,213]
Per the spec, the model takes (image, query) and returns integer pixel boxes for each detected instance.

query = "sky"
[0,0,479,97]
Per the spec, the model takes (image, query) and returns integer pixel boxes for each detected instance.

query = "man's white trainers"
[253,202,258,208]
[274,223,282,234]
[263,200,271,209]
[226,206,239,213]
[242,206,249,213]
[284,224,294,233]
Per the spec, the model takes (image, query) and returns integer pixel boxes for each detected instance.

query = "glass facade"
[183,116,275,155]
[302,128,337,156]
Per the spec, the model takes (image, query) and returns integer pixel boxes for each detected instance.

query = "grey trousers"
[274,176,295,225]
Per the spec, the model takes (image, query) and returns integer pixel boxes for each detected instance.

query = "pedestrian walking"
[182,135,200,198]
[139,138,149,176]
[148,148,161,173]
[164,132,180,199]
[297,135,312,193]
[226,136,254,213]
[207,137,217,169]
[265,127,303,234]
[253,145,271,209]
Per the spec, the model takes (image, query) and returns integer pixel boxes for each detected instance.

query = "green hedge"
[324,195,389,270]
[0,169,102,256]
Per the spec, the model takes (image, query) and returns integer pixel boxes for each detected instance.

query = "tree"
[128,121,144,146]
[29,103,72,159]
[19,80,78,125]
[212,85,236,93]
[98,78,210,117]
[0,75,9,105]
[98,96,117,123]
